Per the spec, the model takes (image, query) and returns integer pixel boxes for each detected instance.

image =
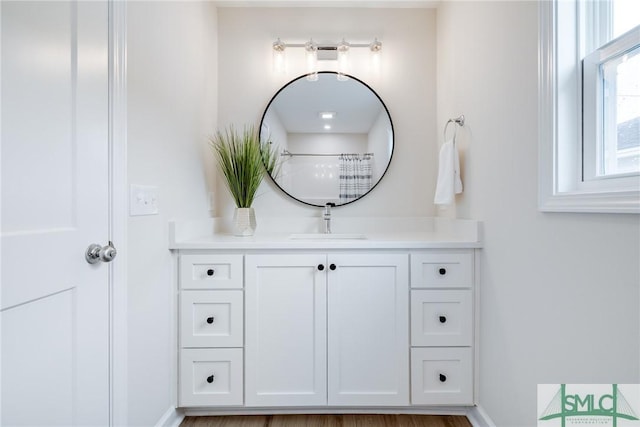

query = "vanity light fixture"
[272,37,382,80]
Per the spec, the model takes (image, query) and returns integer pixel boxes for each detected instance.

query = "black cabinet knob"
[439,373,447,382]
[438,267,447,276]
[439,315,447,323]
[318,264,325,271]
[206,317,214,324]
[329,264,336,271]
[207,375,214,384]
[207,269,215,276]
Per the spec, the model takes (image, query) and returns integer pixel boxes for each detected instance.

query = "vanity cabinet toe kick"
[176,249,478,410]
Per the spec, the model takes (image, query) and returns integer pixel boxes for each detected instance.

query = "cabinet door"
[245,254,327,406]
[327,254,409,406]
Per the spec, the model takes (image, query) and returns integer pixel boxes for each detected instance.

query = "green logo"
[539,384,639,427]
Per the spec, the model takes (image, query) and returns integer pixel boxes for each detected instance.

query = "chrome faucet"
[323,203,335,234]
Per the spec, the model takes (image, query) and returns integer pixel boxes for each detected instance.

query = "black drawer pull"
[439,373,447,382]
[318,264,325,271]
[206,317,214,324]
[439,315,447,323]
[438,267,447,276]
[207,375,215,384]
[207,269,215,276]
[329,264,336,271]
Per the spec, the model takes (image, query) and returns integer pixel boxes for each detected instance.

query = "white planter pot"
[233,207,256,236]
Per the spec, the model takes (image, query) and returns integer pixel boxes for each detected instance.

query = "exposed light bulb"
[369,38,382,53]
[272,38,286,74]
[305,39,318,81]
[370,38,382,78]
[337,39,350,81]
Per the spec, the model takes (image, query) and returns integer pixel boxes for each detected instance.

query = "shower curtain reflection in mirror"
[339,154,372,201]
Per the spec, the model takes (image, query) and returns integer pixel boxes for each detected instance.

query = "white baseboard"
[155,407,185,427]
[184,406,470,417]
[466,405,497,427]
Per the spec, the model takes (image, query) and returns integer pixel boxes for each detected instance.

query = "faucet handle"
[324,203,336,215]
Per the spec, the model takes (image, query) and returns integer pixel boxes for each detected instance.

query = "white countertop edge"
[169,241,482,250]
[169,217,482,250]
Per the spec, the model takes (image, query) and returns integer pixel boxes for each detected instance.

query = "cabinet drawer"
[180,254,243,289]
[411,347,472,405]
[411,290,472,347]
[179,348,243,407]
[181,290,243,348]
[411,253,473,288]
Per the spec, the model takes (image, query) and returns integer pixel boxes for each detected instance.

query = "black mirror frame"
[259,71,395,208]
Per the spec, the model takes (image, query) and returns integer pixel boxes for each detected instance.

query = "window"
[539,0,640,213]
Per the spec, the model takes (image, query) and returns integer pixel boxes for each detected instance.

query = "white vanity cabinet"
[172,229,480,412]
[244,253,409,407]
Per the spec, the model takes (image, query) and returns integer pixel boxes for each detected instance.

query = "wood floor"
[180,414,472,427]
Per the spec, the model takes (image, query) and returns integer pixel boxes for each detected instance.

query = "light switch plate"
[130,185,159,216]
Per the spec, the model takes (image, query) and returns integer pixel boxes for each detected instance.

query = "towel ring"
[444,115,465,143]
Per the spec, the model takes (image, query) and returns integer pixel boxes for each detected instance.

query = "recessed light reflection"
[320,112,336,119]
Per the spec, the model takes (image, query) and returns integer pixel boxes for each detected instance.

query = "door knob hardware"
[206,317,215,324]
[439,373,447,382]
[207,269,215,276]
[439,315,447,323]
[85,241,117,264]
[207,375,215,384]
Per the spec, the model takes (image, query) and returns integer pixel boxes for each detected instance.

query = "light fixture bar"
[273,37,382,79]
[274,38,382,52]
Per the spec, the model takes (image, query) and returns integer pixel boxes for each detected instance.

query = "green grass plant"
[210,125,279,208]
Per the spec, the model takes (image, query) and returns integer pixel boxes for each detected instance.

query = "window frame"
[583,27,640,185]
[538,0,640,214]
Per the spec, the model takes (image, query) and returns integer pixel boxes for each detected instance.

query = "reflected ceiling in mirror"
[260,72,394,207]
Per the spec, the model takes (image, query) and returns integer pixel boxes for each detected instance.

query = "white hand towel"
[434,139,463,205]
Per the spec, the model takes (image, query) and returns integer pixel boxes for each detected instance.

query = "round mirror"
[260,71,394,207]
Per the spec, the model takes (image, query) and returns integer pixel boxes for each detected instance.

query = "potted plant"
[210,125,279,236]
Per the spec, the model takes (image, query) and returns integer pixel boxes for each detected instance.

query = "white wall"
[437,2,640,426]
[127,2,217,425]
[216,7,437,219]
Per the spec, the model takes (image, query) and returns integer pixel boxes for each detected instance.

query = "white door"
[327,254,409,406]
[1,1,111,425]
[245,254,327,406]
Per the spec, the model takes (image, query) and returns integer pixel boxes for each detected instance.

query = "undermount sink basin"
[288,233,367,240]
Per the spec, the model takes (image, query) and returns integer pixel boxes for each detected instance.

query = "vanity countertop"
[169,217,482,250]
